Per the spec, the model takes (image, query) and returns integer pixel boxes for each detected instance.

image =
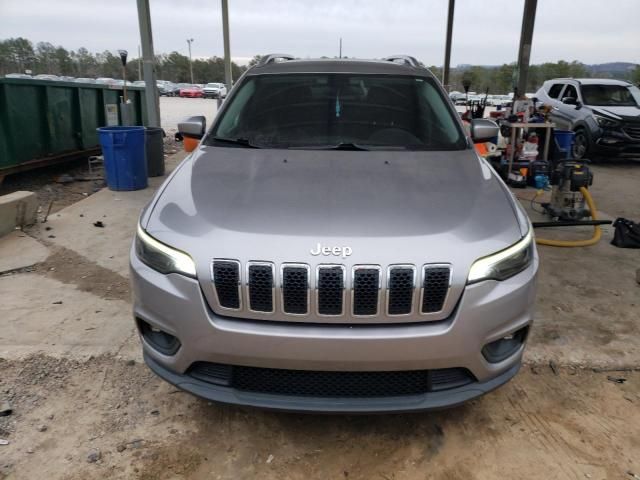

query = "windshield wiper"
[290,142,370,151]
[211,136,261,148]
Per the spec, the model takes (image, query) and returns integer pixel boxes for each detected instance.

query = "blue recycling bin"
[97,126,148,191]
[554,130,575,159]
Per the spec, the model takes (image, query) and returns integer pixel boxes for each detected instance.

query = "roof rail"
[383,55,422,68]
[257,53,296,66]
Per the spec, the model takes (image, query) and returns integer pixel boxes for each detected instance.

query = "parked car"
[157,81,177,96]
[34,74,60,81]
[131,54,537,413]
[132,80,146,87]
[203,82,227,99]
[535,78,640,159]
[74,77,96,83]
[95,77,117,85]
[179,85,204,98]
[4,73,33,79]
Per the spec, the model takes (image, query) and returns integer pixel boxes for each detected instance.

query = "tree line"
[2,37,639,92]
[0,37,245,83]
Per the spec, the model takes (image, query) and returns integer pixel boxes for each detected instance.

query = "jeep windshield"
[207,74,466,150]
[581,84,640,107]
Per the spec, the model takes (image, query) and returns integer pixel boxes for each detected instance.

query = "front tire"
[572,128,590,160]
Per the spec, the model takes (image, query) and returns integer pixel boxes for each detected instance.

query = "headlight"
[135,224,196,278]
[467,229,534,284]
[594,114,619,129]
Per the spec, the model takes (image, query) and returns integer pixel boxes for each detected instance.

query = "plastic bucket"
[554,130,575,159]
[145,127,165,177]
[97,126,147,191]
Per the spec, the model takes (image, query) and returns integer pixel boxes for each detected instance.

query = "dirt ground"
[1,151,639,479]
[1,357,638,480]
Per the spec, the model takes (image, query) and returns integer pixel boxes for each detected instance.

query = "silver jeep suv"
[130,54,538,412]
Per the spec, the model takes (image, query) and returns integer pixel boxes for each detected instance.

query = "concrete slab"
[0,231,50,273]
[42,153,186,277]
[0,190,38,237]
[0,273,139,360]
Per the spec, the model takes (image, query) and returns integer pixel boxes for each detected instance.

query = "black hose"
[533,220,612,228]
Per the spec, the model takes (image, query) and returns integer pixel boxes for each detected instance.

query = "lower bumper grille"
[188,362,475,398]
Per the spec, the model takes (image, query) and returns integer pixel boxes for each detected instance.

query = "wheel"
[572,128,590,160]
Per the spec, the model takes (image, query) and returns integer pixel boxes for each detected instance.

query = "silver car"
[131,54,538,413]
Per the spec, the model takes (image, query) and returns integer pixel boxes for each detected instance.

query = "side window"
[563,84,578,100]
[547,83,564,99]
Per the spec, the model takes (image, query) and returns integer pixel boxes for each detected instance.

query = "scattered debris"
[37,425,47,432]
[150,410,160,416]
[48,235,56,238]
[0,439,9,446]
[607,376,627,384]
[126,360,135,366]
[87,449,102,463]
[43,201,54,223]
[116,444,127,453]
[627,471,640,480]
[266,454,274,464]
[26,447,34,454]
[0,402,13,417]
[93,221,105,228]
[52,301,63,305]
[549,360,559,376]
[45,226,52,231]
[55,174,75,184]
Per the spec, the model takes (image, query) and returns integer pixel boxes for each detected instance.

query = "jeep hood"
[145,146,523,280]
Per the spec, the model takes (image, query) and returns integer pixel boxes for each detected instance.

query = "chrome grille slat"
[211,259,241,310]
[281,264,310,315]
[420,264,452,314]
[209,260,452,322]
[247,262,275,313]
[386,265,416,316]
[316,265,346,316]
[352,266,382,316]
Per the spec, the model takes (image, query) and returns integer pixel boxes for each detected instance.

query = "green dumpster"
[0,78,149,177]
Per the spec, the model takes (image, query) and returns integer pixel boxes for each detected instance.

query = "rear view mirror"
[470,118,499,142]
[561,97,577,105]
[178,115,206,152]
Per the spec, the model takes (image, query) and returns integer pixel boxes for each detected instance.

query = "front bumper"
[130,248,537,412]
[594,130,640,157]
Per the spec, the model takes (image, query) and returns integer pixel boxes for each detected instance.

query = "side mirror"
[470,118,499,142]
[178,115,206,152]
[561,96,577,105]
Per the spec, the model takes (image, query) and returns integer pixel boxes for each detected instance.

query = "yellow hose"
[535,187,602,247]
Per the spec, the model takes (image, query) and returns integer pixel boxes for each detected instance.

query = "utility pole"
[186,38,194,84]
[515,0,537,99]
[442,0,455,91]
[339,38,342,59]
[136,0,161,127]
[221,0,232,88]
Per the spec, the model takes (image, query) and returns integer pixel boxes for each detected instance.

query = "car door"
[553,84,581,130]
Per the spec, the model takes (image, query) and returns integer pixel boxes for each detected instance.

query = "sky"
[1,0,639,66]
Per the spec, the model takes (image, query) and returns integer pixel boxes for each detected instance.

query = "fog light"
[137,318,181,355]
[482,326,529,363]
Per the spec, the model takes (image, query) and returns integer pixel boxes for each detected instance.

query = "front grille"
[317,266,345,315]
[387,266,416,315]
[210,259,452,320]
[352,267,380,315]
[421,266,451,313]
[623,125,640,140]
[281,265,309,314]
[188,362,475,398]
[248,263,274,312]
[212,260,241,309]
